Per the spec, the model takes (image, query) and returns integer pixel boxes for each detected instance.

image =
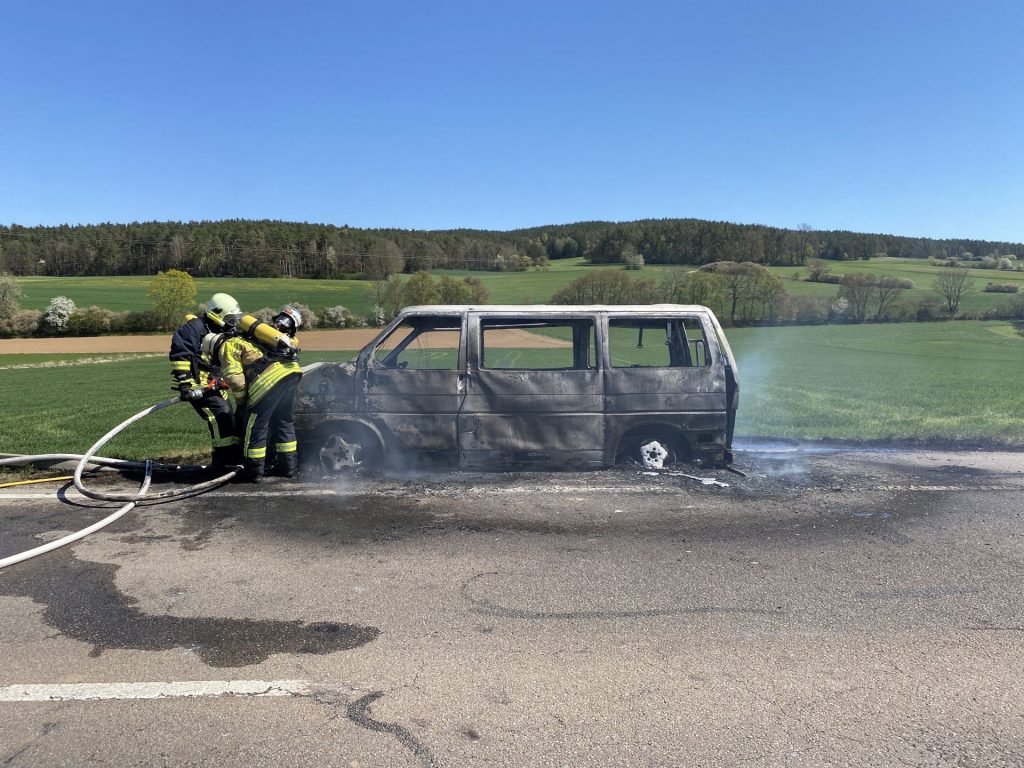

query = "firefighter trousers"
[189,391,241,466]
[240,373,300,479]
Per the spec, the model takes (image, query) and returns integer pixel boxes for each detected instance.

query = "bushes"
[983,283,1019,293]
[67,306,119,336]
[0,309,42,337]
[813,273,844,284]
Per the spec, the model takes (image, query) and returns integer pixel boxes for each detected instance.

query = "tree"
[43,296,76,333]
[934,269,974,314]
[363,239,405,280]
[837,274,877,323]
[462,276,489,303]
[699,262,769,323]
[0,272,21,319]
[438,276,473,304]
[621,245,644,270]
[147,269,196,329]
[551,270,639,304]
[372,275,407,321]
[871,277,908,320]
[806,260,833,282]
[403,271,441,306]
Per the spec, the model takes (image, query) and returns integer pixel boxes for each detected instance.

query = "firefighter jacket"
[218,336,301,408]
[169,315,219,391]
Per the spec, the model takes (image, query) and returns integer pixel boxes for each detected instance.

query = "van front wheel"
[314,423,384,475]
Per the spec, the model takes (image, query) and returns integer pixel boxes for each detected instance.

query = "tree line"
[1,219,1021,278]
[550,264,1024,326]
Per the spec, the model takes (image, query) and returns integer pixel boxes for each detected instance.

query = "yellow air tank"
[237,315,298,353]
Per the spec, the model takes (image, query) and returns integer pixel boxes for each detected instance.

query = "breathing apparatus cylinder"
[236,314,298,355]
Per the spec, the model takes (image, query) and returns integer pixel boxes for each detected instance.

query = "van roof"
[399,304,715,315]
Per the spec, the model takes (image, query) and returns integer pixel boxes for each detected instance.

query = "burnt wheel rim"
[320,433,363,472]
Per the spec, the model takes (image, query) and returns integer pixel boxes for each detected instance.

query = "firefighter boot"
[242,460,265,484]
[211,446,237,469]
[271,452,299,479]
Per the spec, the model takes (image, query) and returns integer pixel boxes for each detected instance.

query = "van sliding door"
[459,315,604,469]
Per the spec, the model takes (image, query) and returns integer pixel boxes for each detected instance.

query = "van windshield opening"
[372,317,462,370]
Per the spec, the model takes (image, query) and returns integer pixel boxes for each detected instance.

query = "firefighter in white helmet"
[201,305,303,482]
[168,292,243,467]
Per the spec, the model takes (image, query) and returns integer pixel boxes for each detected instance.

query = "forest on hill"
[1,218,1021,279]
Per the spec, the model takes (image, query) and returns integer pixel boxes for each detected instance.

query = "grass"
[728,321,1024,444]
[0,351,358,461]
[1,322,1023,469]
[15,276,375,316]
[775,257,1024,314]
[16,256,1024,319]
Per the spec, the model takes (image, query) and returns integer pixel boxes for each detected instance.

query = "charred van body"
[294,305,739,473]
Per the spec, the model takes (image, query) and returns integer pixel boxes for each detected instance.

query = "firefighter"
[169,292,243,467]
[201,306,302,482]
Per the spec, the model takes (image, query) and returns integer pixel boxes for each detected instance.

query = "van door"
[360,313,465,455]
[458,314,604,468]
[604,313,730,463]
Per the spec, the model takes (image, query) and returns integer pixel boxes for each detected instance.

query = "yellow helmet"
[205,293,242,328]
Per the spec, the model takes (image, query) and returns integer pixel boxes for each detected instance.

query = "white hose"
[0,463,152,570]
[0,454,186,471]
[72,399,236,503]
[0,398,239,570]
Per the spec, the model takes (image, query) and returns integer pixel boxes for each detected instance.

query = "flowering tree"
[43,296,76,333]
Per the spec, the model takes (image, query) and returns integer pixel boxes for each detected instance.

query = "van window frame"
[604,313,715,369]
[473,313,599,372]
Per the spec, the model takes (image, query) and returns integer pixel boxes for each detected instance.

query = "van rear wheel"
[618,430,687,470]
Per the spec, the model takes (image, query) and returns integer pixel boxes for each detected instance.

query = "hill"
[2,218,1022,279]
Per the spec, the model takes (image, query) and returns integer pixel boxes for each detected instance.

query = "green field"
[14,256,1024,320]
[772,257,1024,314]
[729,321,1024,443]
[14,276,375,316]
[1,322,1022,469]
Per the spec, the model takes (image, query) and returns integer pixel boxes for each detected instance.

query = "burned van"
[294,305,739,472]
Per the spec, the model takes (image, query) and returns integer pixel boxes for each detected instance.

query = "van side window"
[609,318,709,368]
[372,318,461,370]
[480,318,596,370]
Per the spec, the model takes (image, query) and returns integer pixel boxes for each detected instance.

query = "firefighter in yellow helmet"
[200,306,303,482]
[168,292,243,467]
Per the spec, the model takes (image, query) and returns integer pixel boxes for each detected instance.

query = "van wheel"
[315,423,384,475]
[619,431,687,470]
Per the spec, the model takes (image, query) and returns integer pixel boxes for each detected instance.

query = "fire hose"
[0,398,237,570]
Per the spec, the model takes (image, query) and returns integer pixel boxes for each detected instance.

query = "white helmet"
[273,305,302,334]
[205,293,242,328]
[200,332,225,364]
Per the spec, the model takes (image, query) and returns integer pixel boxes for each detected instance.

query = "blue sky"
[2,0,1022,242]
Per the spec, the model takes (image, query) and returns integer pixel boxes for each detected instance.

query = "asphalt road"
[1,448,1023,767]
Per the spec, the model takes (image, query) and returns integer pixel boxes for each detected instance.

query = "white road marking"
[0,679,313,702]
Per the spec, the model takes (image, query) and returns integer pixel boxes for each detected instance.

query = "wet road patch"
[1,509,379,667]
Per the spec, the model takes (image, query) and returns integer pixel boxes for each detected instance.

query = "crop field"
[1,322,1022,469]
[729,320,1024,443]
[14,276,375,317]
[15,257,1024,319]
[773,257,1024,314]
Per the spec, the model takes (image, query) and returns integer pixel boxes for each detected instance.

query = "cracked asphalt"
[1,447,1023,767]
